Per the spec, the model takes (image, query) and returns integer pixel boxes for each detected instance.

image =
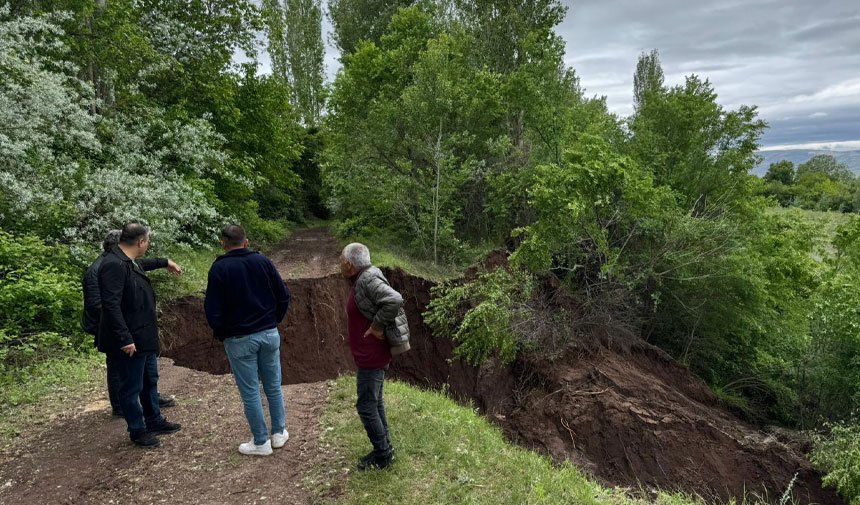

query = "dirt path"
[0,359,331,505]
[269,226,341,279]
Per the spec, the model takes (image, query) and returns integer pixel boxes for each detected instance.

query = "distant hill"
[753,149,860,176]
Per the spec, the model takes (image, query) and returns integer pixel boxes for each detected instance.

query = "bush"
[425,268,535,364]
[811,420,860,505]
[0,231,87,370]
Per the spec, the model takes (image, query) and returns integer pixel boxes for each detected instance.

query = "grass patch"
[312,375,763,505]
[331,226,495,282]
[0,351,103,444]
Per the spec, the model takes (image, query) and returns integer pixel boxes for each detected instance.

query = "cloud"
[555,0,860,146]
[759,140,860,151]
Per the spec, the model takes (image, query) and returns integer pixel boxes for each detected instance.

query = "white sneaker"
[271,429,289,449]
[238,439,272,456]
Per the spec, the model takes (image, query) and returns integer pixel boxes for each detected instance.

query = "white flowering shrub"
[0,9,233,250]
[0,8,99,236]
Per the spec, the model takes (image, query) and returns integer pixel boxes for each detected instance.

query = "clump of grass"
[333,230,493,283]
[0,352,103,443]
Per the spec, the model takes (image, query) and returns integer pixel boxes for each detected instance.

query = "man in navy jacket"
[205,224,291,456]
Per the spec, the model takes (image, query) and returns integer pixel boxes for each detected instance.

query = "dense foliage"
[760,155,859,212]
[0,0,325,369]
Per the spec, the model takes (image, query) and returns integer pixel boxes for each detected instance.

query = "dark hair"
[221,224,246,248]
[120,222,150,246]
[102,229,121,252]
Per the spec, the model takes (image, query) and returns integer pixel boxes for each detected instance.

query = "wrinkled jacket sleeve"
[81,262,101,334]
[269,260,291,323]
[204,266,226,339]
[98,260,134,348]
[368,275,404,331]
[138,258,168,272]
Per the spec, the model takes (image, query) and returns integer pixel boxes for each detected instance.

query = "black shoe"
[147,419,182,435]
[361,446,395,463]
[111,408,123,418]
[130,431,160,448]
[358,449,394,471]
[158,395,177,408]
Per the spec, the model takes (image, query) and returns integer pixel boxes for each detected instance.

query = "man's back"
[82,252,108,336]
[205,249,290,340]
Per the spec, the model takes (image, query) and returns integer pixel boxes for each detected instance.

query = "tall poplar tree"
[263,0,326,125]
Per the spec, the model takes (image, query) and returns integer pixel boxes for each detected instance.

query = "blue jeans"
[356,366,391,454]
[224,328,285,445]
[116,352,163,434]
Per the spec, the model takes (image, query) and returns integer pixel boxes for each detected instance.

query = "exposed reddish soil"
[160,261,842,504]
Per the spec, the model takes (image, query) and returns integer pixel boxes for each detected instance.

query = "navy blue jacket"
[204,249,290,340]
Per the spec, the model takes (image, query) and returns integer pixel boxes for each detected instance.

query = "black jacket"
[97,246,168,355]
[204,248,290,340]
[82,252,108,337]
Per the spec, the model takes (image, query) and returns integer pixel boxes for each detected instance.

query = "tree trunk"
[433,119,443,265]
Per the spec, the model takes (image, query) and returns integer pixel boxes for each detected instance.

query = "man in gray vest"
[339,243,410,470]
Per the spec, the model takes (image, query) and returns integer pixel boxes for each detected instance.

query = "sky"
[244,0,860,150]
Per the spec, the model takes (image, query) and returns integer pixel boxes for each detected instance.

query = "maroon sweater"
[347,286,391,369]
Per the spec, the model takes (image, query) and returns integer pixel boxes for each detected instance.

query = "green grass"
[0,351,103,443]
[331,226,496,282]
[312,375,766,505]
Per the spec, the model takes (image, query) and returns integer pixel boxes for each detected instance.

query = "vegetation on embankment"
[311,375,793,505]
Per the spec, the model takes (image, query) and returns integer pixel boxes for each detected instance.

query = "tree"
[797,155,854,185]
[324,7,507,262]
[629,75,767,216]
[633,49,664,111]
[264,0,326,125]
[764,160,795,186]
[327,0,413,56]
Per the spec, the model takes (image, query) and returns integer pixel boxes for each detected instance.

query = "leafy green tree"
[325,7,508,262]
[764,160,795,186]
[795,172,853,211]
[798,155,854,185]
[327,0,413,56]
[629,75,766,216]
[633,49,664,111]
[263,0,326,125]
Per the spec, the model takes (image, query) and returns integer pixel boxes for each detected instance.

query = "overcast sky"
[245,0,860,150]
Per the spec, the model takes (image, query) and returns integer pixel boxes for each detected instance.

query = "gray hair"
[342,242,371,269]
[102,229,121,252]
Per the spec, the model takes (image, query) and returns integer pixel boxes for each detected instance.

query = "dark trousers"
[106,354,163,414]
[356,366,391,454]
[106,354,122,412]
[116,352,163,434]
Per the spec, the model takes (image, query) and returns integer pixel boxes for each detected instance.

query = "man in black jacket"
[82,230,178,417]
[98,222,182,447]
[205,224,291,456]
